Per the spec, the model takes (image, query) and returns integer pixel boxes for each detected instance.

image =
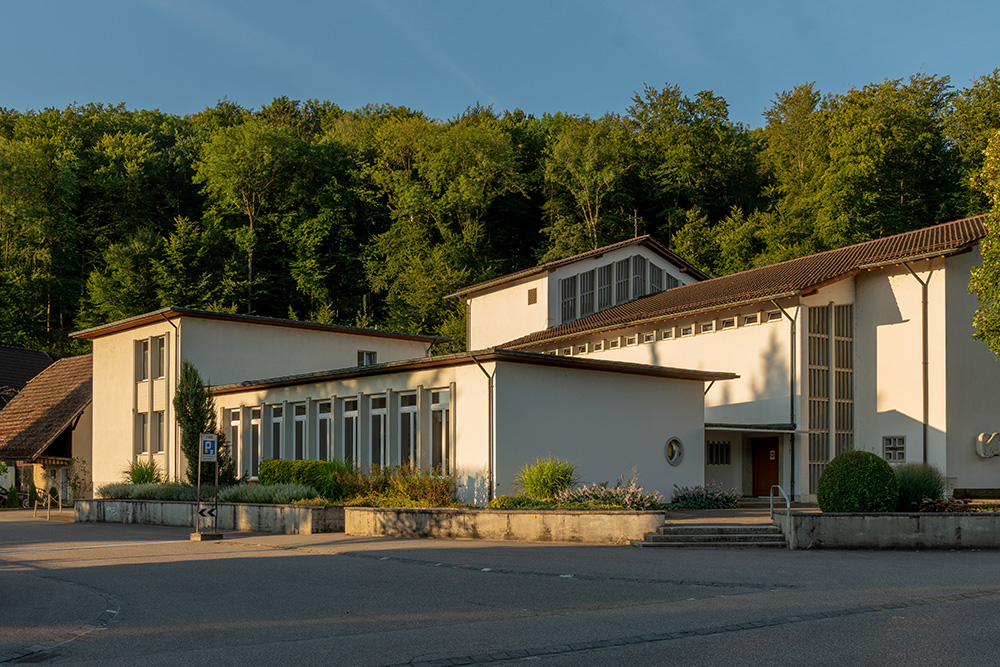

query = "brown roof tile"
[447,235,710,298]
[0,355,92,461]
[505,215,988,348]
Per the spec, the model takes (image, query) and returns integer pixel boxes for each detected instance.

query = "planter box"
[774,510,1000,549]
[345,507,665,544]
[75,499,344,534]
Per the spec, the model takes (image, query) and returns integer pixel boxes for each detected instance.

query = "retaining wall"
[774,510,1000,549]
[75,500,345,534]
[344,507,665,544]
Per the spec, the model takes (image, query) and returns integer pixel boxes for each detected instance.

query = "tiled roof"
[447,235,710,298]
[0,346,53,410]
[71,306,448,344]
[0,355,92,461]
[504,215,988,348]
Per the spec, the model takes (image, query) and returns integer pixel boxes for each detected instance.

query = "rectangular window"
[575,344,588,355]
[592,340,605,352]
[153,336,166,379]
[561,347,572,356]
[250,408,261,476]
[431,390,451,474]
[767,310,783,322]
[615,259,630,304]
[270,406,283,460]
[720,318,736,330]
[579,269,596,317]
[358,351,377,367]
[228,410,240,462]
[318,402,331,462]
[632,255,647,298]
[370,395,387,466]
[662,328,675,340]
[742,313,759,326]
[608,338,620,350]
[136,412,148,455]
[883,436,905,462]
[137,340,150,382]
[643,332,655,344]
[650,264,664,293]
[680,325,694,337]
[597,264,613,310]
[665,274,679,290]
[708,441,731,466]
[399,393,417,468]
[701,322,715,334]
[152,411,165,454]
[624,334,638,346]
[527,287,537,305]
[293,404,307,460]
[343,399,358,465]
[560,275,578,324]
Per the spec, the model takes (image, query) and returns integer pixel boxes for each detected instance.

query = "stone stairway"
[631,524,787,548]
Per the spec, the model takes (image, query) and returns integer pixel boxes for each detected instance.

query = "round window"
[665,437,684,466]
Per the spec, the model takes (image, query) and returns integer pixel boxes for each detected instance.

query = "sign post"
[191,433,223,541]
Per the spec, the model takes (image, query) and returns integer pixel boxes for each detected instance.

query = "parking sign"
[200,433,218,462]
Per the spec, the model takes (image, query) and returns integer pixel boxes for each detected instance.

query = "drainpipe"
[771,299,797,498]
[469,354,495,502]
[902,263,929,464]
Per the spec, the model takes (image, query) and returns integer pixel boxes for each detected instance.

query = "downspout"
[771,299,797,498]
[902,263,929,463]
[469,354,495,502]
[160,312,179,481]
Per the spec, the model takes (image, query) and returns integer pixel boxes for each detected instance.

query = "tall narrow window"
[293,404,307,460]
[153,336,166,379]
[137,340,150,381]
[632,255,647,298]
[399,393,417,468]
[318,402,331,461]
[343,399,358,465]
[153,411,165,454]
[650,264,664,293]
[370,395,387,466]
[136,413,149,455]
[560,275,578,324]
[615,259,630,304]
[228,410,240,461]
[250,408,261,476]
[579,269,596,317]
[270,406,283,460]
[597,264,613,310]
[666,274,679,290]
[431,390,451,474]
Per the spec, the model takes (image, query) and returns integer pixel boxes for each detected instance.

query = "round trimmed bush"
[817,450,898,512]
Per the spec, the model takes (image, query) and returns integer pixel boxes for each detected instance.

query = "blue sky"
[3,1,998,128]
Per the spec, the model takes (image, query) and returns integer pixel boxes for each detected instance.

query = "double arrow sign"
[198,507,216,518]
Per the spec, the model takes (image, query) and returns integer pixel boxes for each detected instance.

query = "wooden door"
[752,437,780,496]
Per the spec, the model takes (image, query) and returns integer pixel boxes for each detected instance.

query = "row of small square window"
[549,310,784,356]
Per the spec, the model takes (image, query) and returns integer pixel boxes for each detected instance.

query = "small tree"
[970,130,1000,356]
[172,360,235,484]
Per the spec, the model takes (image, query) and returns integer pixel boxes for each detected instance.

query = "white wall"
[945,249,1000,490]
[466,276,548,350]
[493,361,707,501]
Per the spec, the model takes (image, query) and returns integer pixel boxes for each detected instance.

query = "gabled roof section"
[0,355,92,461]
[504,215,988,349]
[71,306,448,344]
[0,346,53,410]
[447,235,710,299]
[212,347,735,395]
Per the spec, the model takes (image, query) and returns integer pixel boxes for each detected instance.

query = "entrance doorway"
[751,437,780,496]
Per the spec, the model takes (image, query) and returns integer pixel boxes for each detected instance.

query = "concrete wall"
[76,499,345,534]
[945,249,1000,490]
[493,361,706,502]
[345,506,665,544]
[777,510,1000,549]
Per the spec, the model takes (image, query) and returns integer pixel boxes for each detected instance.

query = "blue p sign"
[200,433,218,462]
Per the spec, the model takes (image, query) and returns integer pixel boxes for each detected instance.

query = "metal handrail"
[769,484,791,545]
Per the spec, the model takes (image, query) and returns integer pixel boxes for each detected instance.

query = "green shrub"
[97,483,200,501]
[817,450,899,512]
[27,483,40,506]
[514,457,580,501]
[218,483,320,504]
[669,482,741,509]
[487,494,541,509]
[894,463,945,511]
[124,460,162,484]
[5,485,17,508]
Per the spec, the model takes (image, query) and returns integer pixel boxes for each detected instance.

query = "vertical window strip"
[650,264,664,293]
[579,269,596,317]
[560,275,578,324]
[597,264,613,310]
[615,259,630,304]
[807,305,830,493]
[632,255,647,298]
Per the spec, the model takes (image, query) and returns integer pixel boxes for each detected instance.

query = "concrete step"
[630,524,787,548]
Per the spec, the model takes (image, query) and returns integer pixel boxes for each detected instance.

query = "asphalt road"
[2,509,999,666]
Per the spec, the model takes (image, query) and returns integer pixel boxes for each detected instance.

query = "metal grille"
[834,304,854,457]
[808,305,830,493]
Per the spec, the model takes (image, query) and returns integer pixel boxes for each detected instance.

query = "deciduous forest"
[2,72,999,357]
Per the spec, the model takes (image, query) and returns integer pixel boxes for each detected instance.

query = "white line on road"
[0,540,188,555]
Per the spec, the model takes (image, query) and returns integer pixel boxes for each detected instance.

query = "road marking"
[0,540,187,555]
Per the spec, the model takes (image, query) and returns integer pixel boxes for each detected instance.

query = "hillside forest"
[2,72,1000,357]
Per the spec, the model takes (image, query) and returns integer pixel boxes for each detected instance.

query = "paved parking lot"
[2,509,999,666]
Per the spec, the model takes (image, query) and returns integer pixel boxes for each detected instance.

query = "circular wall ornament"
[665,437,684,466]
